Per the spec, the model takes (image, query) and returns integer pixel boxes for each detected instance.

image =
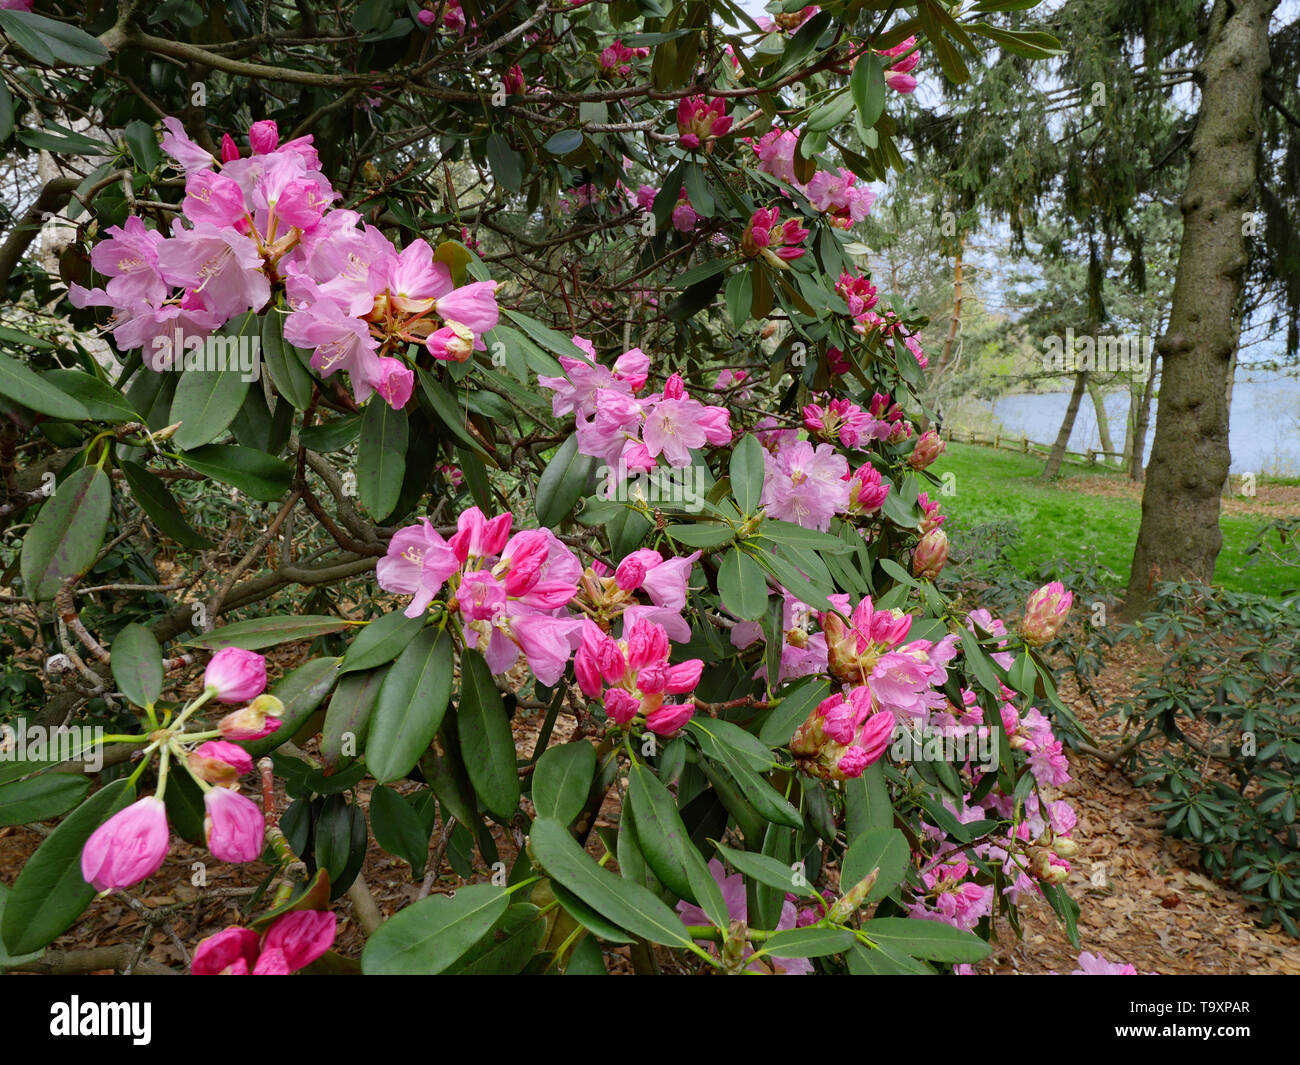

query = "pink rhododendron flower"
[752,129,799,184]
[217,694,284,741]
[760,439,849,531]
[599,39,650,77]
[1072,951,1138,975]
[803,168,875,228]
[790,685,897,780]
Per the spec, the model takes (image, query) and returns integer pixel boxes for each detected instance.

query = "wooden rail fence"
[941,426,1126,469]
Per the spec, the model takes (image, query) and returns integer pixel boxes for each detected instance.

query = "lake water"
[978,371,1300,476]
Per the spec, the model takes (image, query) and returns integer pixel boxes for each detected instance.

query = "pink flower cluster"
[760,438,849,532]
[578,548,700,641]
[803,397,892,449]
[70,118,329,365]
[790,684,897,780]
[377,507,584,685]
[731,588,852,684]
[192,910,337,975]
[80,648,276,893]
[751,132,876,230]
[574,618,703,735]
[635,185,698,233]
[677,96,733,150]
[599,39,650,77]
[741,207,809,265]
[540,345,730,490]
[879,36,921,94]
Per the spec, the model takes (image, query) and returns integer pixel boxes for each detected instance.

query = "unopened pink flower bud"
[912,528,949,580]
[614,556,646,592]
[204,647,268,703]
[1022,582,1072,645]
[217,694,284,740]
[907,428,945,470]
[204,788,265,863]
[81,796,170,892]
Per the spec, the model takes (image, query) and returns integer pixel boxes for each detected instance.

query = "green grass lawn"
[929,443,1296,597]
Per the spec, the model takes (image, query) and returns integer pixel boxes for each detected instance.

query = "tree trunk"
[1041,370,1088,480]
[1086,376,1116,464]
[1128,350,1159,481]
[1123,0,1277,614]
[936,235,965,375]
[1220,338,1240,496]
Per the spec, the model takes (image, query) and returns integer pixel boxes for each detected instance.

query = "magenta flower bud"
[645,702,695,735]
[426,322,474,363]
[907,428,946,470]
[192,926,260,975]
[81,796,170,892]
[604,688,640,726]
[259,910,338,973]
[204,788,265,863]
[614,556,646,592]
[204,647,268,703]
[248,119,279,155]
[1022,581,1073,645]
[220,132,240,163]
[912,528,949,580]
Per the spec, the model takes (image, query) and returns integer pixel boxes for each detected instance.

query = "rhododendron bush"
[0,0,1094,976]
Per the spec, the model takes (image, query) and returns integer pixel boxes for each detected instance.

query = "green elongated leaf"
[0,773,92,827]
[535,433,595,528]
[260,310,315,409]
[171,365,252,449]
[369,784,431,876]
[725,269,753,327]
[121,460,214,549]
[729,433,765,516]
[320,666,387,767]
[805,90,856,133]
[362,883,509,974]
[110,623,163,709]
[663,523,735,549]
[713,841,815,898]
[0,81,11,143]
[916,0,971,84]
[0,9,108,66]
[532,741,597,826]
[544,129,584,156]
[188,615,350,650]
[548,880,637,944]
[686,717,774,773]
[759,677,830,747]
[1,778,135,956]
[339,610,424,676]
[123,118,159,173]
[358,399,409,519]
[366,629,454,783]
[760,926,856,958]
[20,466,110,601]
[671,256,733,291]
[757,519,854,553]
[299,416,360,453]
[44,370,137,422]
[704,740,802,830]
[718,547,769,621]
[485,131,523,193]
[417,368,491,459]
[757,547,837,614]
[842,826,910,904]
[850,53,887,128]
[860,916,992,963]
[457,650,520,819]
[528,818,697,948]
[563,930,607,973]
[847,940,935,974]
[313,794,367,895]
[162,759,206,844]
[178,444,292,501]
[445,902,544,975]
[500,309,591,362]
[0,352,90,420]
[0,884,43,968]
[627,762,729,929]
[959,628,1003,696]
